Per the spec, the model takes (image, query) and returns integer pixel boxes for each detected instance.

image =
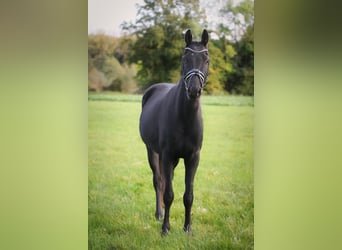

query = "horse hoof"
[161,223,170,236]
[183,225,192,233]
[155,213,164,221]
[161,228,168,237]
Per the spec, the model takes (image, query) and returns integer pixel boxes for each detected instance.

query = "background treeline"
[88,0,254,95]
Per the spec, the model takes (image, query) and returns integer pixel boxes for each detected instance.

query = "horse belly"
[140,84,175,152]
[140,98,166,153]
[140,111,158,149]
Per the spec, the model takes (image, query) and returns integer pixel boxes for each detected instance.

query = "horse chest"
[167,124,202,156]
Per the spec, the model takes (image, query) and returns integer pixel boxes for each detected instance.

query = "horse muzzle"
[187,85,202,99]
[184,69,206,99]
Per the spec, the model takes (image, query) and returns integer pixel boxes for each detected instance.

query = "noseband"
[183,47,208,93]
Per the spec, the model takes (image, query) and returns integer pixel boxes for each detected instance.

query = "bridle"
[183,47,209,94]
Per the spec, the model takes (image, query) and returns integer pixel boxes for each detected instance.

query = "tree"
[88,34,137,92]
[219,0,254,42]
[88,34,117,71]
[121,0,208,89]
[219,0,254,95]
[235,24,254,95]
[205,39,236,94]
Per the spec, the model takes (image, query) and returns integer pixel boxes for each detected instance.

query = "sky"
[88,0,144,36]
[88,0,241,36]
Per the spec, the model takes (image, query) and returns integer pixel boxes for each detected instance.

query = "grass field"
[88,93,254,249]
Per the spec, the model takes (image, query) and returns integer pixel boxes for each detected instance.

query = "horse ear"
[185,30,192,46]
[201,29,209,46]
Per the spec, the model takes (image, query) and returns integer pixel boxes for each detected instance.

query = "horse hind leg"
[147,148,164,220]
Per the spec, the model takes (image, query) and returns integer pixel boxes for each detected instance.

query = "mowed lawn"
[88,94,254,249]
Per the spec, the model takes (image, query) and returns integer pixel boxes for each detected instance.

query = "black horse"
[139,29,209,235]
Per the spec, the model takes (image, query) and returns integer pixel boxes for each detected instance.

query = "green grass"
[88,92,254,107]
[89,93,254,249]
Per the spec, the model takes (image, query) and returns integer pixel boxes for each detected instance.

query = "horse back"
[141,83,173,108]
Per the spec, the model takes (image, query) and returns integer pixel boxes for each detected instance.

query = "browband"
[184,47,208,53]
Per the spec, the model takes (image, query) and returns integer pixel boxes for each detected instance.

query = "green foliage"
[88,94,254,249]
[118,0,254,95]
[122,0,207,89]
[219,0,254,42]
[131,25,183,87]
[205,40,236,94]
[88,34,137,92]
[225,25,254,95]
[218,0,254,95]
[87,0,254,96]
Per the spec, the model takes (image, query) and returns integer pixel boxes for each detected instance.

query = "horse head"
[182,29,210,100]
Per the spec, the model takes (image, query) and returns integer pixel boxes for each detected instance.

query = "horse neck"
[176,79,202,122]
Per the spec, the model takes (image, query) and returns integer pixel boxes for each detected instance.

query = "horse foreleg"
[183,152,200,233]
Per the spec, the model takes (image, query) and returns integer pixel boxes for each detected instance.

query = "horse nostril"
[197,89,202,96]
